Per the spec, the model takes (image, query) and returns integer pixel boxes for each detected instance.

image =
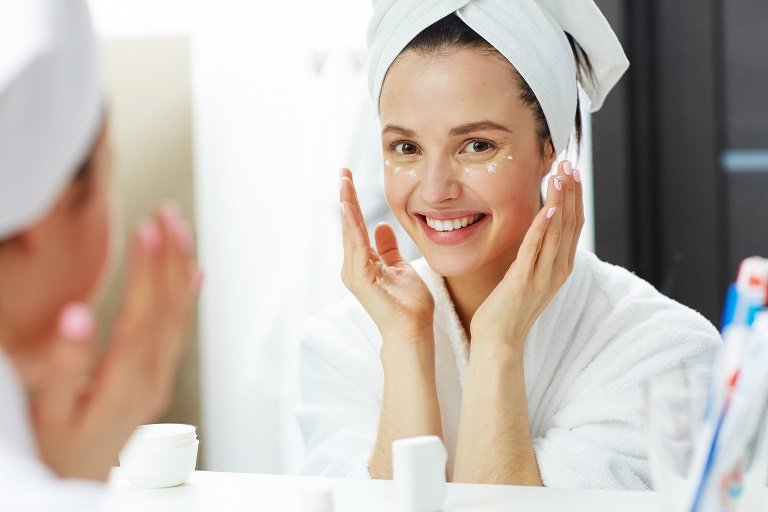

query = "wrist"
[468,340,525,370]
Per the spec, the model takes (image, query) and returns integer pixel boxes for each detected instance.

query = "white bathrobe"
[0,348,108,510]
[297,249,721,489]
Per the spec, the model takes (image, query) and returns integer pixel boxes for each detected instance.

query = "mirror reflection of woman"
[0,1,200,506]
[298,1,720,488]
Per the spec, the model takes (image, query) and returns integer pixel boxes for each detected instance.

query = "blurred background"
[86,0,767,475]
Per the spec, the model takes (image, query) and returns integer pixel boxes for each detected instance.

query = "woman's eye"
[394,142,418,155]
[464,140,493,153]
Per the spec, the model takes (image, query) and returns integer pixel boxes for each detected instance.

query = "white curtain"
[191,0,382,473]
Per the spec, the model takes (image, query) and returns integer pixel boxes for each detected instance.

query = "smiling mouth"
[422,214,485,232]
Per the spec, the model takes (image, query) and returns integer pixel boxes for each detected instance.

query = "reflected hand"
[339,168,434,341]
[470,161,584,348]
[21,204,201,481]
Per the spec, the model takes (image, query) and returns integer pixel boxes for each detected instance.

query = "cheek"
[74,186,112,299]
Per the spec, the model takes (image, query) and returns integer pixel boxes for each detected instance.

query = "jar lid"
[127,423,198,448]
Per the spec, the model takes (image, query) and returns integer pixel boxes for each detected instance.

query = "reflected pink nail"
[573,169,582,183]
[138,220,161,252]
[176,224,194,254]
[58,303,95,342]
[546,207,557,219]
[563,161,573,176]
[189,269,204,293]
[554,176,563,191]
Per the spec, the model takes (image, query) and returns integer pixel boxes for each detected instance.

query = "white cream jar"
[119,423,199,488]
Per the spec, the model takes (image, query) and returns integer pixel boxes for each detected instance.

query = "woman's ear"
[540,138,557,180]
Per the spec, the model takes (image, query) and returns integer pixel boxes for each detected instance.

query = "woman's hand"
[339,168,434,342]
[22,204,201,481]
[470,160,584,348]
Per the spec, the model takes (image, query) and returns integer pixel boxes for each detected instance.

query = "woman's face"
[380,48,555,279]
[0,121,113,351]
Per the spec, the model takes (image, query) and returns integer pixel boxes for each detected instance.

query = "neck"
[443,250,517,339]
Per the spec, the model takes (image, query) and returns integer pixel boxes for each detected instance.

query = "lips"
[415,211,489,245]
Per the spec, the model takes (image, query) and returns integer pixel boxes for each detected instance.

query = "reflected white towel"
[297,250,721,488]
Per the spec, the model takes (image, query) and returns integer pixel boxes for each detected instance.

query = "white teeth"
[425,214,481,232]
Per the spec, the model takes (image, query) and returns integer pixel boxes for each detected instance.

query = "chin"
[420,250,482,278]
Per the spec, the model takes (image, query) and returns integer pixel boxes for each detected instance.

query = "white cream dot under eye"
[464,167,475,176]
[486,162,497,173]
[384,160,391,167]
[506,154,514,161]
[394,166,402,174]
[409,169,417,179]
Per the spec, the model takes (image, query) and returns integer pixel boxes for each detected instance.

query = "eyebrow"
[448,121,513,136]
[381,120,513,138]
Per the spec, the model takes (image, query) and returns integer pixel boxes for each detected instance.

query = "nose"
[418,156,462,205]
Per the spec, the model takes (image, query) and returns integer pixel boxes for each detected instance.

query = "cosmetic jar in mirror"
[119,423,199,488]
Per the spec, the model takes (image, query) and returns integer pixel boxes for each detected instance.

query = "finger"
[116,218,161,328]
[341,199,376,282]
[30,303,97,428]
[569,168,585,268]
[374,222,404,267]
[340,169,370,246]
[532,170,565,274]
[151,204,196,378]
[514,197,557,277]
[552,160,576,273]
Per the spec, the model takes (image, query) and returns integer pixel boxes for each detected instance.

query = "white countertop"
[109,469,667,511]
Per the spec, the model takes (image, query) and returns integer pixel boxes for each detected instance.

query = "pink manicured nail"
[160,202,183,222]
[573,169,582,183]
[58,303,95,342]
[546,207,557,219]
[175,223,194,254]
[563,161,573,176]
[554,176,563,191]
[189,269,204,293]
[138,220,161,252]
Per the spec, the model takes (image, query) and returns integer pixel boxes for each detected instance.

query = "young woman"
[298,1,720,489]
[0,0,200,507]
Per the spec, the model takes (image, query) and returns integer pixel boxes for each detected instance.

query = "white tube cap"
[392,436,447,512]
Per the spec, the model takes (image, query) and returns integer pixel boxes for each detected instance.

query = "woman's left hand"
[470,160,584,349]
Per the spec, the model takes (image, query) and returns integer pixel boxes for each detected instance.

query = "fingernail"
[160,201,183,221]
[554,176,562,191]
[175,223,194,254]
[546,207,557,219]
[58,303,95,342]
[189,268,204,293]
[138,220,161,252]
[563,161,573,176]
[340,202,347,217]
[573,169,581,183]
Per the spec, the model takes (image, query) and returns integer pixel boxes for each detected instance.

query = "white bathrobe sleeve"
[296,296,384,478]
[529,253,722,490]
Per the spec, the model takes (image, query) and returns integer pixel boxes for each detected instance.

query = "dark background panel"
[726,173,768,277]
[723,0,768,148]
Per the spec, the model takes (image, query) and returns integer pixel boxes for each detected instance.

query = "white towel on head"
[0,0,102,240]
[367,0,629,154]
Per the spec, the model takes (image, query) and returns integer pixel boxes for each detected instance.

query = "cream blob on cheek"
[409,168,418,179]
[486,162,497,173]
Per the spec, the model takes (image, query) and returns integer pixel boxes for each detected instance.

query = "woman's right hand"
[339,168,434,343]
[22,204,201,481]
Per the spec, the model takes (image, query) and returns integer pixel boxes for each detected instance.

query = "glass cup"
[644,365,768,512]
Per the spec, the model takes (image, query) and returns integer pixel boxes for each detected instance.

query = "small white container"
[119,423,199,488]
